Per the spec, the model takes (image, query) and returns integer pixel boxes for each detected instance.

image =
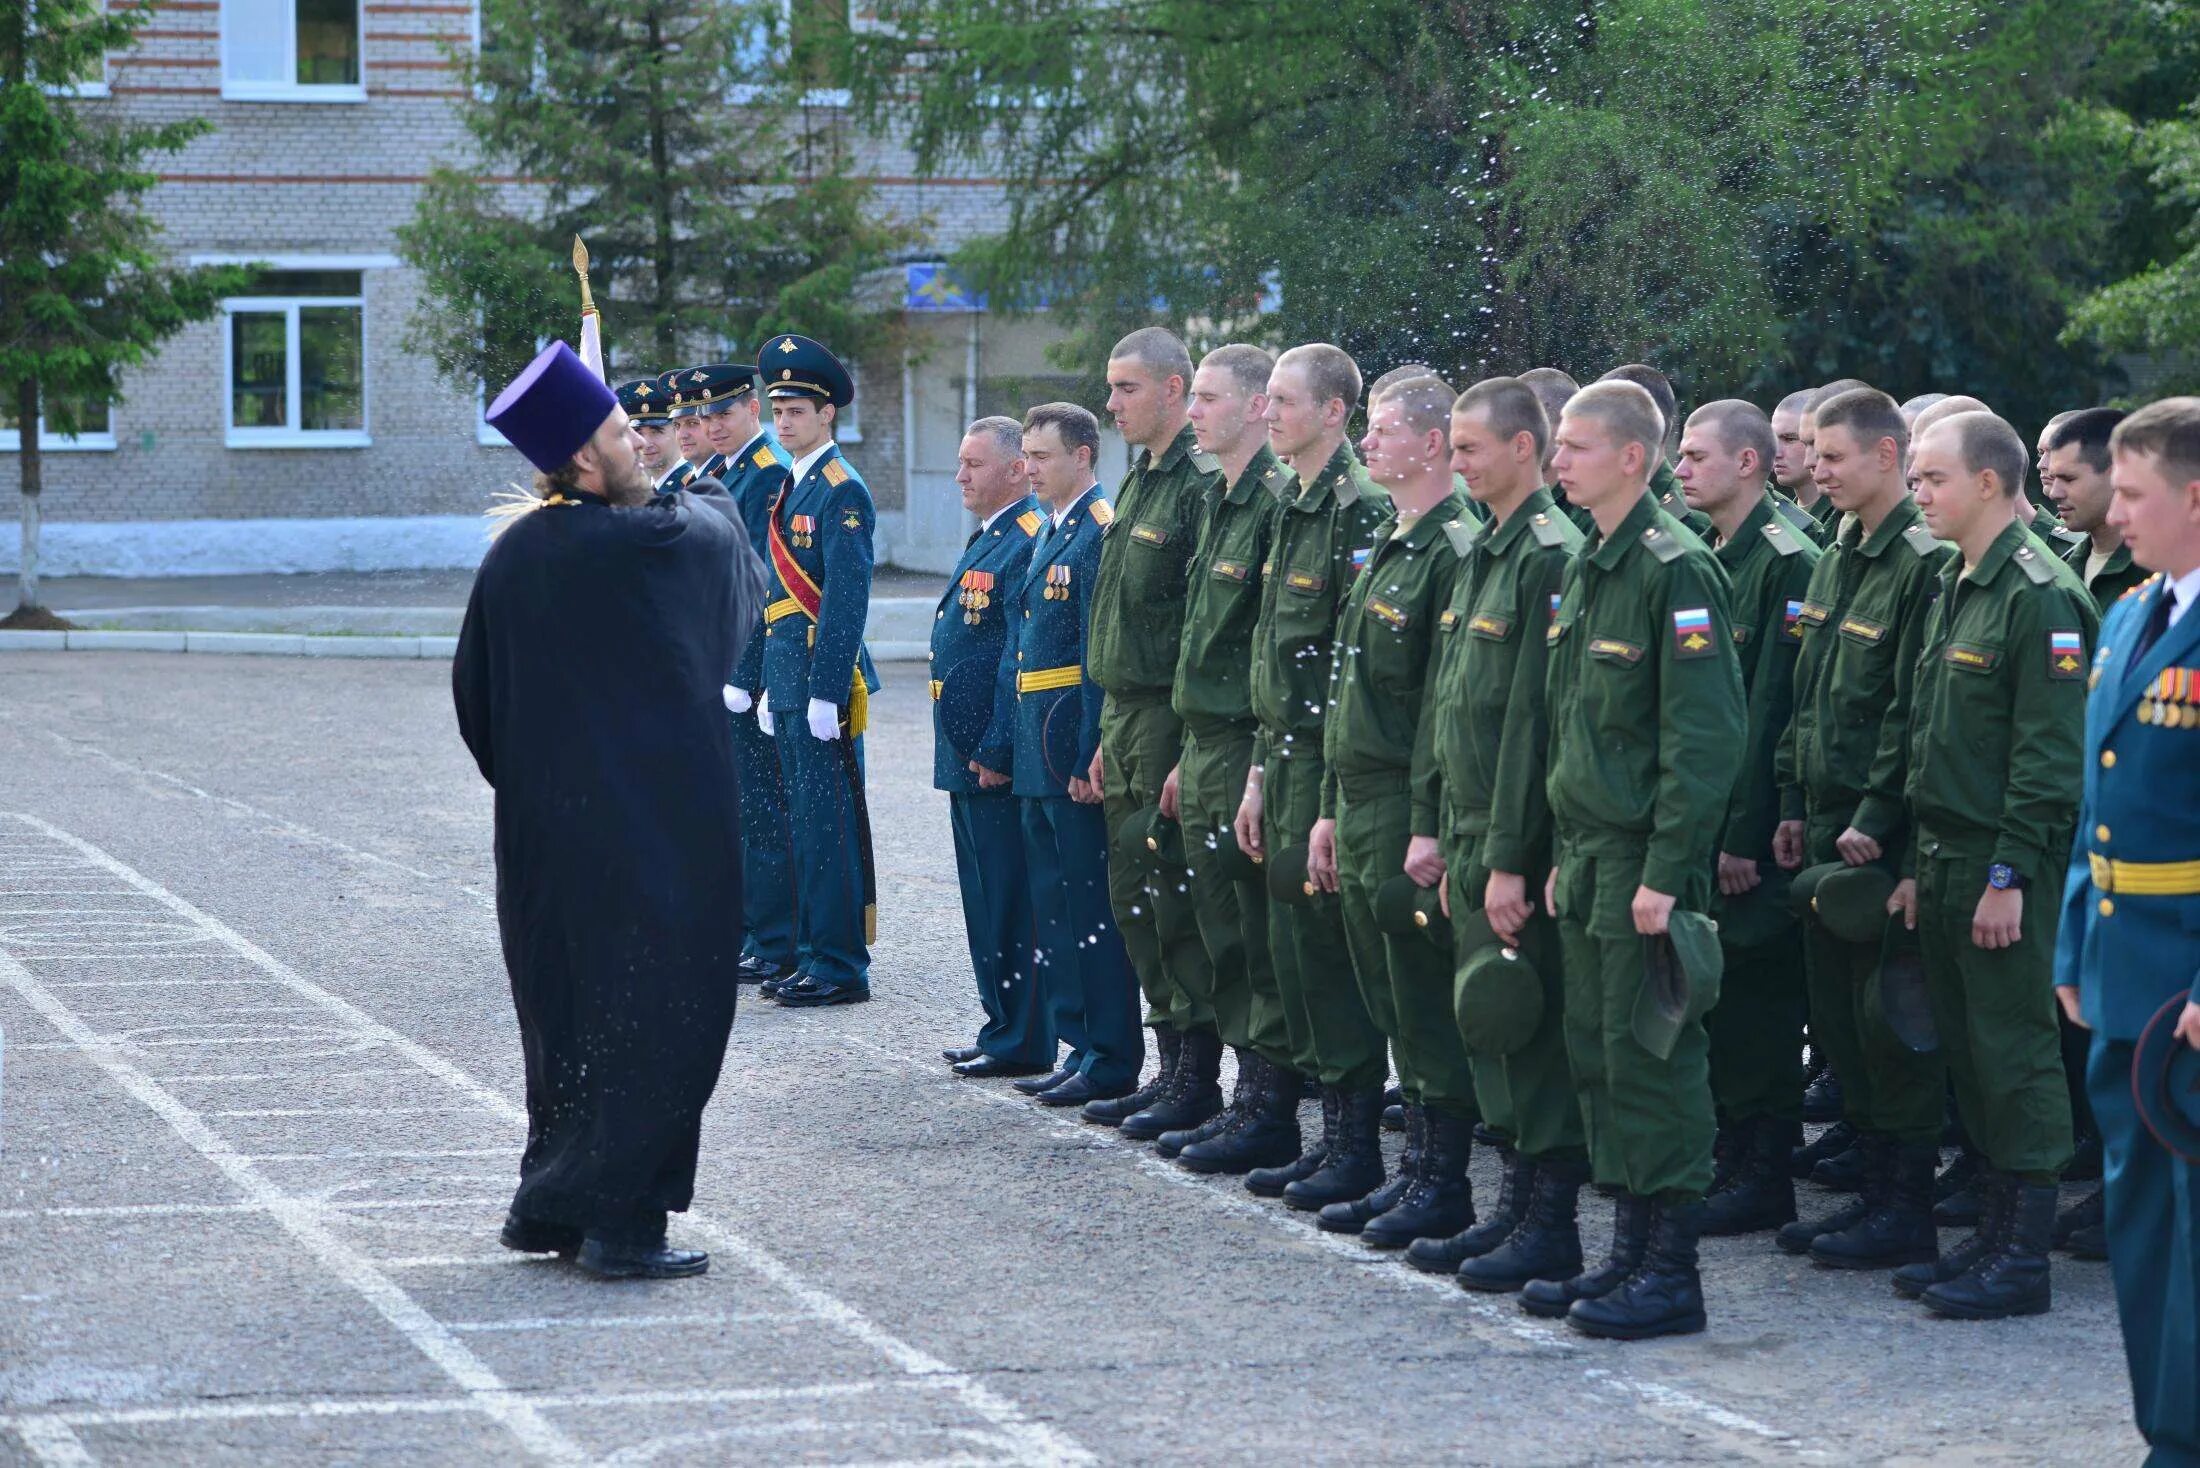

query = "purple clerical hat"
[486,341,620,473]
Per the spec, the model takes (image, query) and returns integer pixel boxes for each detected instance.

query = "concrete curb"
[0,627,931,663]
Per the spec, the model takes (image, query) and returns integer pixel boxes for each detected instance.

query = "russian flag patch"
[1783,598,1805,640]
[2048,629,2085,679]
[1672,606,1715,658]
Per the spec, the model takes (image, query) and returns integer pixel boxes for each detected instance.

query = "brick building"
[2,0,1123,577]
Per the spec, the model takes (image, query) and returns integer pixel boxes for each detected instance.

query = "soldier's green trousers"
[1915,841,2075,1183]
[1179,723,1290,1064]
[1554,841,1714,1200]
[1800,815,1943,1146]
[1706,918,1807,1124]
[1443,836,1582,1161]
[1335,778,1475,1117]
[1263,754,1386,1090]
[1100,694,1214,1034]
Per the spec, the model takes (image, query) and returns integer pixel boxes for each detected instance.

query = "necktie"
[2134,585,2174,662]
[966,527,982,550]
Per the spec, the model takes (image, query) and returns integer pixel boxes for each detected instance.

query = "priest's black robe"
[453,487,768,1237]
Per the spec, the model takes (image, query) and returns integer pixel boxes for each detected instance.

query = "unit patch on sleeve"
[1671,607,1716,659]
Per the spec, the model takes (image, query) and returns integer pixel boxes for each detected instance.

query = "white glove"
[807,697,841,742]
[757,703,775,737]
[722,685,753,714]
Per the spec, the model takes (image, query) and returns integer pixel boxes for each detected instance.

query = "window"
[223,269,368,447]
[0,396,115,452]
[221,0,362,101]
[728,0,848,105]
[837,362,862,442]
[28,0,111,96]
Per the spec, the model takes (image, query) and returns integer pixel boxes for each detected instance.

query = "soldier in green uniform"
[1160,343,1303,1173]
[1527,380,1744,1339]
[1406,377,1590,1289]
[1231,344,1395,1209]
[1307,376,1480,1250]
[2046,409,2150,609]
[1886,410,2096,1318]
[1522,367,1591,533]
[1597,365,1713,541]
[1081,328,1230,1130]
[1675,400,1824,1235]
[1792,380,1873,552]
[1772,388,1951,1266]
[1768,388,1833,546]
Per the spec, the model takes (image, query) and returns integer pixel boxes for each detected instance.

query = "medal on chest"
[958,569,993,623]
[791,514,816,549]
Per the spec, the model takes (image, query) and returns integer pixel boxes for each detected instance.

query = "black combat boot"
[1776,1132,1884,1254]
[1156,1045,1253,1157]
[1363,1107,1475,1250]
[1318,1101,1420,1234]
[1895,1170,2010,1299]
[1521,1188,1651,1318]
[1084,1026,1179,1127]
[1121,1028,1223,1143]
[1382,1083,1406,1132]
[1248,1083,1334,1198]
[1933,1145,1988,1225]
[1181,1057,1303,1175]
[1922,1179,2057,1319]
[1407,1145,1529,1274]
[1790,1118,1857,1180]
[1809,1127,1875,1192]
[1710,1124,1741,1196]
[2063,1129,2103,1183]
[1287,1086,1385,1212]
[1810,1141,1938,1269]
[2054,1186,2107,1259]
[1702,1116,1798,1236]
[1801,1061,1843,1124]
[1458,1155,1587,1293]
[1568,1197,1707,1340]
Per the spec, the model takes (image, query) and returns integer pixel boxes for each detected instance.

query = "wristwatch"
[1987,863,2027,891]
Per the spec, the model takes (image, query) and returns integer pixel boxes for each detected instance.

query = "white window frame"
[836,363,862,442]
[727,0,849,107]
[44,54,110,99]
[219,0,366,103]
[210,256,379,449]
[0,412,117,453]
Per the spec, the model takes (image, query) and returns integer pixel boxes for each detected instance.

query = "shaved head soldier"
[1524,367,1590,530]
[1598,364,1711,539]
[1771,389,1823,521]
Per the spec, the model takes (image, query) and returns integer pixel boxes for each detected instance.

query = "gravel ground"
[0,652,2141,1465]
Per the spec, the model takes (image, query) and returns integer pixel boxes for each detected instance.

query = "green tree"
[0,0,249,620]
[401,0,913,401]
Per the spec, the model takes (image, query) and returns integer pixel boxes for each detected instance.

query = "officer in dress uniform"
[2056,397,2200,1466]
[669,363,746,482]
[933,416,1052,1078]
[661,368,713,489]
[756,333,880,1008]
[616,377,681,492]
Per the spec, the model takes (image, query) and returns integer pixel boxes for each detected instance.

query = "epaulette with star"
[1016,509,1043,536]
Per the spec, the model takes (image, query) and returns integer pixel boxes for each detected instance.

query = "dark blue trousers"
[1020,796,1142,1089]
[2089,1035,2200,1466]
[772,721,870,990]
[949,792,1050,1064]
[732,708,798,968]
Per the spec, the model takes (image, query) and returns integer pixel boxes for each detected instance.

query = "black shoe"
[1710,1124,1741,1196]
[1155,1041,1249,1157]
[2054,1186,2106,1258]
[1790,1118,1857,1180]
[1702,1116,1799,1236]
[1037,1073,1132,1108]
[942,1045,984,1065]
[574,1236,709,1279]
[759,968,803,1000]
[1520,1189,1651,1318]
[1363,1107,1475,1250]
[1248,1084,1336,1198]
[1811,1142,1938,1270]
[1459,1156,1588,1293]
[736,953,790,985]
[2063,1131,2103,1184]
[1014,1067,1078,1096]
[1810,1132,1874,1192]
[1922,1181,2057,1319]
[952,1054,1050,1079]
[1084,1027,1181,1127]
[775,975,869,1008]
[1319,1103,1422,1235]
[1896,1171,2012,1299]
[1568,1198,1707,1340]
[1777,1195,1870,1254]
[1182,1057,1303,1176]
[1381,1102,1406,1132]
[1409,1146,1529,1274]
[1287,1087,1386,1212]
[1802,1065,1844,1124]
[1934,1147,1988,1225]
[1122,1029,1224,1142]
[500,1212,582,1255]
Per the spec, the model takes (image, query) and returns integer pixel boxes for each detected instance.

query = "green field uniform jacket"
[1714,497,1823,859]
[1173,444,1288,734]
[1905,518,2099,880]
[1775,496,1952,841]
[1320,489,1472,819]
[1545,490,1745,897]
[1089,422,1221,700]
[1248,443,1390,767]
[1419,488,1582,875]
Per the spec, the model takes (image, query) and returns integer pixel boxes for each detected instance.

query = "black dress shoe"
[943,1045,985,1065]
[760,968,804,1001]
[574,1236,709,1279]
[775,975,870,1008]
[736,953,789,985]
[1014,1068,1076,1096]
[500,1211,582,1255]
[1037,1073,1133,1108]
[952,1054,1050,1079]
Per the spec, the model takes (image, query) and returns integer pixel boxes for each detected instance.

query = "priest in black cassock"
[456,341,769,1280]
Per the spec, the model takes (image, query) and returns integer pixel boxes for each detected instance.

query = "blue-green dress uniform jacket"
[2057,574,2200,1466]
[975,486,1140,1086]
[762,441,881,992]
[719,432,797,970]
[931,496,1051,1065]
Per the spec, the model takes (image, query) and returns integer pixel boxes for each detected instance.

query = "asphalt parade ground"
[0,652,2141,1465]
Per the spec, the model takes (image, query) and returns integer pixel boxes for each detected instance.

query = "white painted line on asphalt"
[378,1255,547,1268]
[0,1201,267,1221]
[207,1106,494,1118]
[327,1198,513,1211]
[0,952,591,1466]
[47,977,282,987]
[9,1417,94,1467]
[152,1069,425,1084]
[241,1147,513,1161]
[445,1311,801,1333]
[0,813,1094,1468]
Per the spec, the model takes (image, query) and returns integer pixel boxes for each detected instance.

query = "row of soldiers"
[925,327,2175,1348]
